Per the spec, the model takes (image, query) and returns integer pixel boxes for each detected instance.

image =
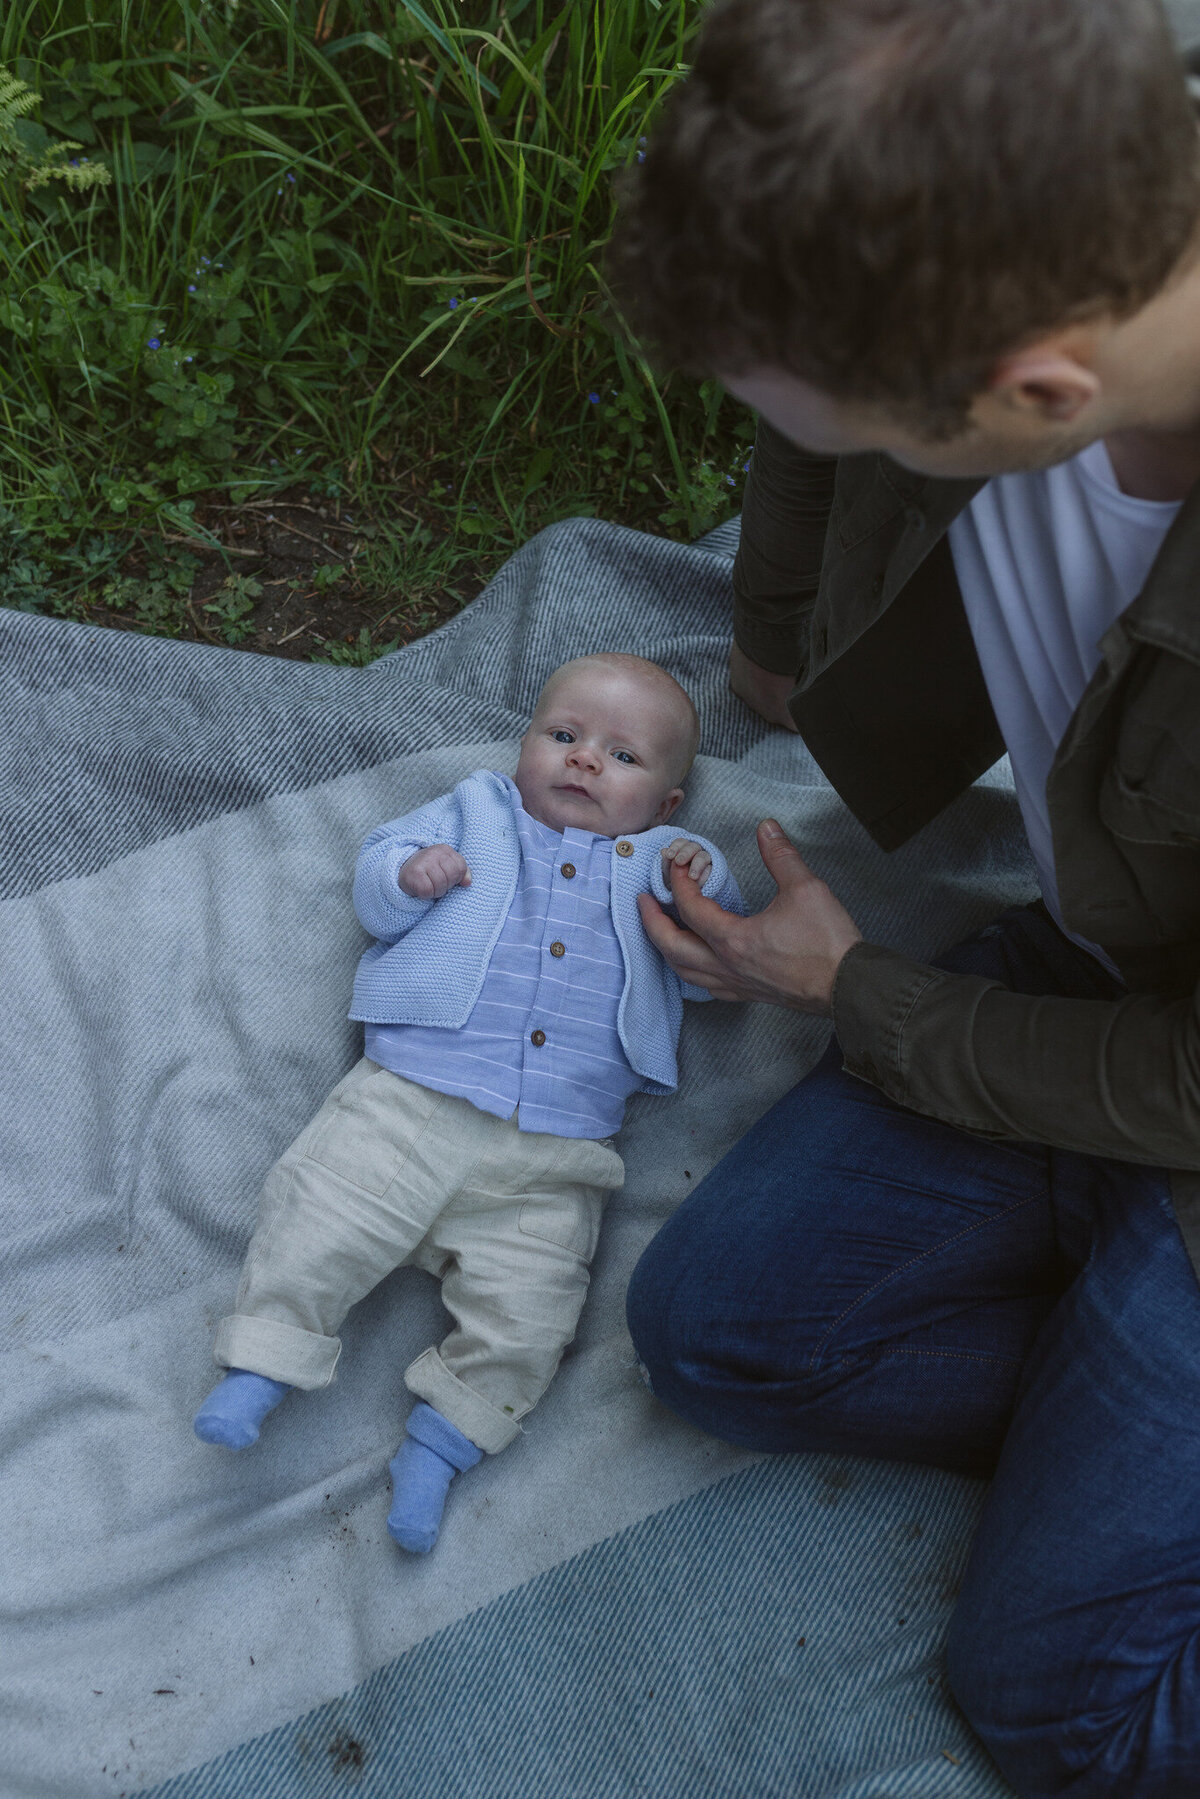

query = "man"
[608,2,1200,1794]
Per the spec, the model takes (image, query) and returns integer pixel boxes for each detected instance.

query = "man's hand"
[398,844,471,900]
[729,643,800,733]
[638,819,862,1016]
[661,837,713,886]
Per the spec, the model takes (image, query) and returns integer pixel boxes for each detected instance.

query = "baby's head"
[514,653,700,838]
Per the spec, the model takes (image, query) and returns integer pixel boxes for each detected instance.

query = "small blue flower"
[448,297,459,310]
[725,475,736,486]
[68,158,79,167]
[286,172,296,184]
[276,187,283,195]
[201,255,211,264]
[188,284,197,293]
[469,296,479,303]
[184,355,195,363]
[636,150,646,163]
[742,460,751,472]
[588,392,600,404]
[147,337,162,350]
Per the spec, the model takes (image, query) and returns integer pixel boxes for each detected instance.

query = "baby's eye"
[612,749,638,765]
[551,729,575,743]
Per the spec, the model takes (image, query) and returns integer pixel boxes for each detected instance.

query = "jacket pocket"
[1099,751,1200,846]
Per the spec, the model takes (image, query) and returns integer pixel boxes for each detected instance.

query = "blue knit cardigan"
[349,769,745,1096]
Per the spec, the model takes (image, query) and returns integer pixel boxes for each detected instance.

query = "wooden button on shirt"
[364,784,641,1140]
[615,841,633,857]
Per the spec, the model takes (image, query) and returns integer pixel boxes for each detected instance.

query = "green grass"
[0,0,752,644]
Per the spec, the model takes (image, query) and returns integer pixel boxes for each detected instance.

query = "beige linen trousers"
[214,1058,624,1453]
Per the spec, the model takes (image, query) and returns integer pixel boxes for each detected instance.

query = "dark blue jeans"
[627,905,1200,1799]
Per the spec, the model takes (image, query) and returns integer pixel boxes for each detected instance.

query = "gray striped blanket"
[0,517,1030,1797]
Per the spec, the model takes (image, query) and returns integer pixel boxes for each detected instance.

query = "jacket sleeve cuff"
[831,940,951,1099]
[731,610,808,678]
[831,940,1016,1140]
[353,840,437,938]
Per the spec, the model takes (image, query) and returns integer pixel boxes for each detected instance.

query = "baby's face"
[514,666,687,838]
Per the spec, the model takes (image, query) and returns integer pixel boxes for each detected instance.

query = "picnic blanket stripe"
[133,1456,1008,1799]
[0,522,753,903]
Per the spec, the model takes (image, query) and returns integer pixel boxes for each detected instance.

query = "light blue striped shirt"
[364,782,638,1138]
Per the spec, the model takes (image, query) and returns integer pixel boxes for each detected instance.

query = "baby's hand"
[398,844,471,900]
[661,837,712,885]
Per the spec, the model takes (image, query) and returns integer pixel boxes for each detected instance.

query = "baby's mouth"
[556,783,594,798]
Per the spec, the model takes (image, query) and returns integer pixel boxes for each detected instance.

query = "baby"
[194,652,743,1552]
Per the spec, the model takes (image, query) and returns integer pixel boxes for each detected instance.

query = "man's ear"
[656,787,685,824]
[985,334,1103,424]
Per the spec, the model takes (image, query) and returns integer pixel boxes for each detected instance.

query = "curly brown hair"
[608,0,1200,434]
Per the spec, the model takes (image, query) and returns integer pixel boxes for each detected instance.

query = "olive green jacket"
[734,416,1200,1277]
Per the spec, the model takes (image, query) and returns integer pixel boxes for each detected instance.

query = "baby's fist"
[662,837,712,884]
[398,844,471,900]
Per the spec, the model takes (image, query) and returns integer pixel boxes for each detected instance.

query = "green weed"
[312,624,402,666]
[203,572,262,643]
[310,560,344,594]
[102,549,201,637]
[0,2,751,639]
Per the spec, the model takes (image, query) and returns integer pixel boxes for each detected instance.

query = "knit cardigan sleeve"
[646,834,746,1004]
[352,789,463,945]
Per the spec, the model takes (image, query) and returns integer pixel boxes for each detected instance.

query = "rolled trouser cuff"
[404,1346,520,1454]
[214,1314,341,1390]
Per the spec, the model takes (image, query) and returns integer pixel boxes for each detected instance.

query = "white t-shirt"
[947,438,1182,971]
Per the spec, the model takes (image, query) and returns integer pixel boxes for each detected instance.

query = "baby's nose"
[568,742,602,769]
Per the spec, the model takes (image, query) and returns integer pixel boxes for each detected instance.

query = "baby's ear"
[656,787,685,824]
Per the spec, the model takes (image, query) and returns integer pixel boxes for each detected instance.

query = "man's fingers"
[638,890,689,957]
[757,818,816,886]
[637,892,729,980]
[666,860,737,945]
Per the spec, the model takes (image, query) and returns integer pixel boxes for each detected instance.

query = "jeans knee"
[943,1617,989,1743]
[944,1610,1173,1799]
[625,1229,744,1427]
[944,1622,1050,1796]
[625,1232,681,1386]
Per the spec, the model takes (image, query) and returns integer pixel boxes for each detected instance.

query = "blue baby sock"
[387,1402,484,1554]
[193,1368,291,1449]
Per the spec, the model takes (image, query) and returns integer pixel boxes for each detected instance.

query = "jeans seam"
[810,1191,1046,1371]
[867,1345,1027,1366]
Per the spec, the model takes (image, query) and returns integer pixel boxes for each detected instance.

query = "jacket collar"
[1116,476,1200,663]
[908,457,1200,664]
